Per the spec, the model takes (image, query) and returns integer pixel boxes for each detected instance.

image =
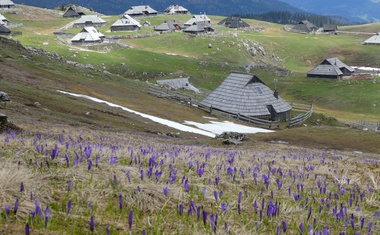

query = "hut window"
[255,86,263,95]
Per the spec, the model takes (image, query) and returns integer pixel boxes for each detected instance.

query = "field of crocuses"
[0,127,379,234]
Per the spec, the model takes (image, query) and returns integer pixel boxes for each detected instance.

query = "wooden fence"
[351,120,380,132]
[287,103,313,127]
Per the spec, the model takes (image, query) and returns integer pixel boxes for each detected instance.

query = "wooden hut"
[111,15,141,32]
[323,24,337,33]
[0,0,15,9]
[124,5,158,17]
[291,20,318,34]
[307,58,355,79]
[165,5,189,14]
[71,26,105,44]
[184,14,211,26]
[73,15,106,28]
[363,33,380,45]
[218,17,250,28]
[63,5,85,18]
[201,72,292,121]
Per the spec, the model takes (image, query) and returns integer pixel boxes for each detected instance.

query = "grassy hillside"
[3,6,380,123]
[1,5,380,235]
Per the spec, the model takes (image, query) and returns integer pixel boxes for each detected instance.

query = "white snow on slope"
[57,90,274,137]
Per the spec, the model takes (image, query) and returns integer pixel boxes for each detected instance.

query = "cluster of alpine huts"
[64,4,251,44]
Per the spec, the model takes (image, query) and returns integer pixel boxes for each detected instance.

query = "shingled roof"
[218,17,250,28]
[125,5,158,17]
[73,15,106,27]
[363,33,380,45]
[307,57,355,79]
[165,5,189,14]
[291,20,318,33]
[154,20,177,31]
[71,26,104,43]
[63,5,85,18]
[185,14,211,26]
[0,0,14,7]
[111,14,141,31]
[0,24,10,35]
[200,72,292,118]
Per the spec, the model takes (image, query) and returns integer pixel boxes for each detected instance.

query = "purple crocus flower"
[119,194,123,211]
[178,204,184,216]
[163,187,169,197]
[14,198,19,215]
[125,170,131,183]
[128,210,133,230]
[197,168,204,177]
[20,182,24,192]
[25,223,30,235]
[203,210,208,226]
[323,226,329,235]
[238,191,242,204]
[4,204,10,216]
[282,219,287,233]
[368,221,373,232]
[184,181,190,192]
[88,159,92,170]
[142,230,146,235]
[90,216,95,232]
[300,222,304,234]
[67,180,72,191]
[84,146,92,159]
[215,176,220,185]
[110,153,118,164]
[374,211,380,217]
[277,225,281,235]
[214,190,218,201]
[35,199,43,218]
[307,206,312,221]
[202,187,207,197]
[360,217,364,229]
[45,206,50,228]
[113,175,118,185]
[67,200,72,215]
[106,227,110,235]
[210,213,216,231]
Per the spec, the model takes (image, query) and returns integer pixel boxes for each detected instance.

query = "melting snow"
[57,90,274,137]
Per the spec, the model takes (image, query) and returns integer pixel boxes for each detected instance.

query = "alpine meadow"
[0,3,380,235]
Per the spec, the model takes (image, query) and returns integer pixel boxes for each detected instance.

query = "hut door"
[266,105,276,121]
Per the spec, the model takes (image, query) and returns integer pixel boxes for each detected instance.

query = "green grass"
[2,6,380,122]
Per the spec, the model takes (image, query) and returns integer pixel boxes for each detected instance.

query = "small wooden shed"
[124,5,158,17]
[201,72,292,121]
[218,17,250,28]
[73,15,106,28]
[111,15,141,32]
[291,20,318,34]
[0,0,15,9]
[63,5,85,18]
[165,5,189,14]
[307,58,355,79]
